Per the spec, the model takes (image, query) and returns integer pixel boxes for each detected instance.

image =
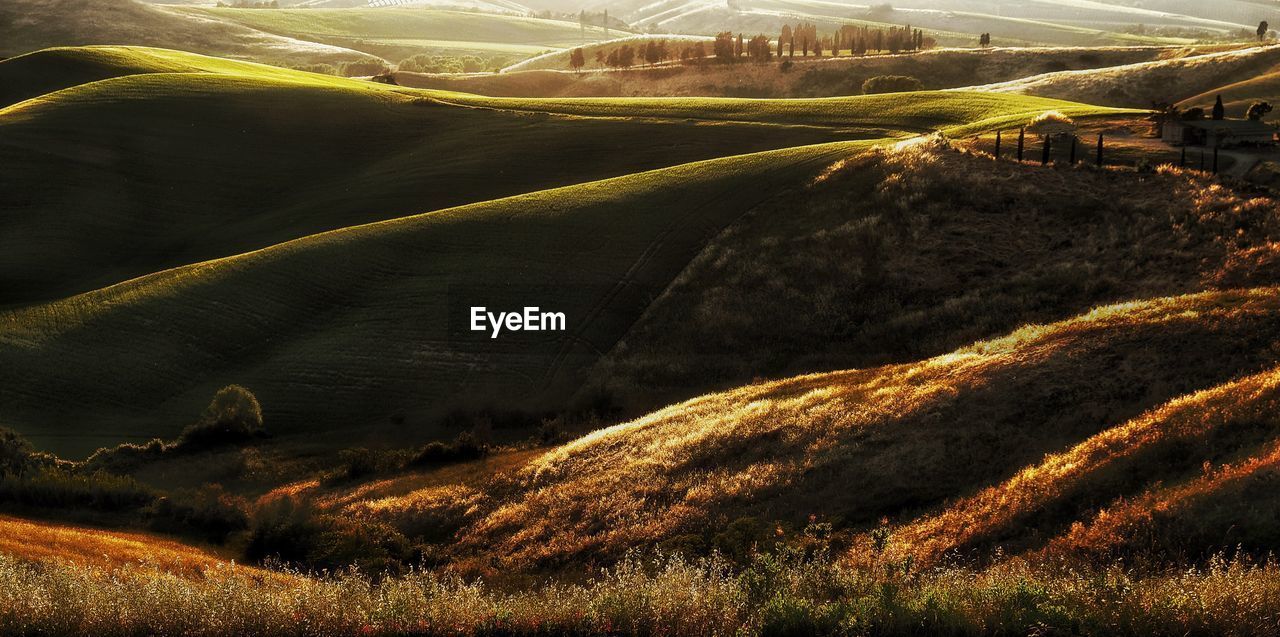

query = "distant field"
[969,44,1280,107]
[501,34,715,73]
[0,0,379,67]
[1180,70,1280,120]
[401,45,1200,98]
[175,7,623,61]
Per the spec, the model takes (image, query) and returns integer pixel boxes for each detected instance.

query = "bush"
[177,385,265,450]
[0,427,35,475]
[862,75,924,94]
[246,497,413,572]
[290,63,338,76]
[147,484,249,543]
[0,466,154,511]
[408,431,488,468]
[338,60,391,77]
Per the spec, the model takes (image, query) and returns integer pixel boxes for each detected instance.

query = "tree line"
[567,22,935,71]
[779,22,933,57]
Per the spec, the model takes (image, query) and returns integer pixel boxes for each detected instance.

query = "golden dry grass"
[340,282,1280,573]
[0,515,242,577]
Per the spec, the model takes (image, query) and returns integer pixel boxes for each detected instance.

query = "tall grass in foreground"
[0,551,1277,636]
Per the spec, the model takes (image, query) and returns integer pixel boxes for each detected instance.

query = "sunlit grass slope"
[0,47,870,302]
[884,365,1280,566]
[0,138,869,456]
[448,91,1141,136]
[413,288,1280,571]
[1180,70,1280,121]
[970,44,1280,107]
[0,515,246,576]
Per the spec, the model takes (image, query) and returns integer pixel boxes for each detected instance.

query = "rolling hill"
[1180,70,1280,121]
[269,141,1280,573]
[0,47,1139,457]
[0,515,248,576]
[399,45,1198,98]
[969,43,1280,107]
[172,7,625,63]
[0,130,870,456]
[0,0,379,67]
[414,286,1280,572]
[0,46,874,303]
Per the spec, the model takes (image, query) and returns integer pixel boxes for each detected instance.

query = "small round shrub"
[862,75,924,94]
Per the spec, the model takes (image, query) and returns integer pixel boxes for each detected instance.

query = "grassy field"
[0,46,875,302]
[400,46,1194,98]
[419,287,1280,571]
[0,515,247,576]
[970,44,1280,107]
[1180,70,1280,120]
[501,34,715,73]
[0,111,871,455]
[6,32,1280,634]
[1,549,1279,636]
[0,0,380,67]
[176,7,623,62]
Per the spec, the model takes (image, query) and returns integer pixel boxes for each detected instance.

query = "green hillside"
[0,47,868,303]
[0,140,866,457]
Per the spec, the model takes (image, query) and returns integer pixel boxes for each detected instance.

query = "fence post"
[1200,150,1205,171]
[1042,136,1051,165]
[1017,128,1025,161]
[1096,134,1104,167]
[1180,146,1186,167]
[1213,147,1219,174]
[1069,136,1077,164]
[994,130,1002,159]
